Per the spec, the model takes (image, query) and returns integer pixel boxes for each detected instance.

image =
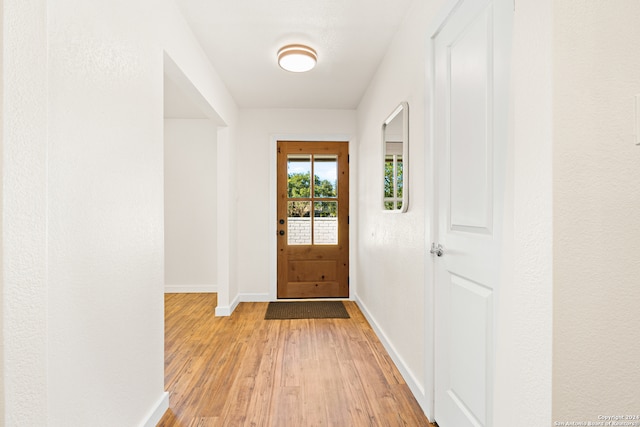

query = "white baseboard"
[164,284,217,293]
[240,292,272,302]
[215,293,240,316]
[214,293,271,316]
[141,391,169,427]
[354,294,428,413]
[214,305,231,316]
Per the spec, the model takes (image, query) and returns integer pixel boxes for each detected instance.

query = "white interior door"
[432,0,512,426]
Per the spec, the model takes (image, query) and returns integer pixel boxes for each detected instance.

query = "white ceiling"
[169,0,414,112]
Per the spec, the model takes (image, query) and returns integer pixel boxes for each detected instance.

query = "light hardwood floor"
[158,293,434,427]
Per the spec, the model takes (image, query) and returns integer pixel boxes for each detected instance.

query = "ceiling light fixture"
[277,44,317,73]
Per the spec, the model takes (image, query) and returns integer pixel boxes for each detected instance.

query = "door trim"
[268,134,355,301]
[426,0,484,421]
[424,2,466,420]
[426,0,513,424]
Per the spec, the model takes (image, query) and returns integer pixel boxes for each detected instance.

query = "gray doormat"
[265,301,350,320]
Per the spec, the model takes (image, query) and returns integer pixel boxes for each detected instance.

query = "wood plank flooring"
[158,294,434,427]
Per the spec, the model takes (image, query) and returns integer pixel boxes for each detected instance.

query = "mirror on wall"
[382,102,409,212]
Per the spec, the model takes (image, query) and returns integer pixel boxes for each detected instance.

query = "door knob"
[279,230,285,236]
[430,243,444,257]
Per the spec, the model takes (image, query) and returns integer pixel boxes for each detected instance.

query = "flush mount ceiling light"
[277,44,317,73]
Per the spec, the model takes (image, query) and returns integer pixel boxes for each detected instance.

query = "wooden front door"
[277,141,349,298]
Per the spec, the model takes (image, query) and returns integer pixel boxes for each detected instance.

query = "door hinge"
[348,215,350,224]
[348,276,350,285]
[348,154,350,163]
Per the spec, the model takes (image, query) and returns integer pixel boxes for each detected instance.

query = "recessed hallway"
[158,294,434,426]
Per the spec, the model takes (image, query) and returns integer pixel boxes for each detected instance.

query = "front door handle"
[430,243,444,257]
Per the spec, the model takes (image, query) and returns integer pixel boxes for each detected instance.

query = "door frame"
[425,0,513,424]
[268,134,355,301]
[425,3,463,419]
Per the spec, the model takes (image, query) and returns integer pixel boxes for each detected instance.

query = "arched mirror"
[382,102,409,212]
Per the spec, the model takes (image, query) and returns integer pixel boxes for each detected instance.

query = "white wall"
[235,108,356,302]
[495,0,554,425]
[355,0,446,415]
[214,125,239,315]
[164,119,218,292]
[3,0,48,423]
[0,0,4,420]
[2,0,238,425]
[553,0,640,421]
[357,0,555,424]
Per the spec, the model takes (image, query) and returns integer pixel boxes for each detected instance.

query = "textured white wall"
[0,0,5,421]
[495,0,553,426]
[355,0,447,415]
[164,119,218,291]
[214,126,239,315]
[3,0,49,424]
[46,0,165,423]
[553,0,640,421]
[2,0,238,425]
[235,108,356,299]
